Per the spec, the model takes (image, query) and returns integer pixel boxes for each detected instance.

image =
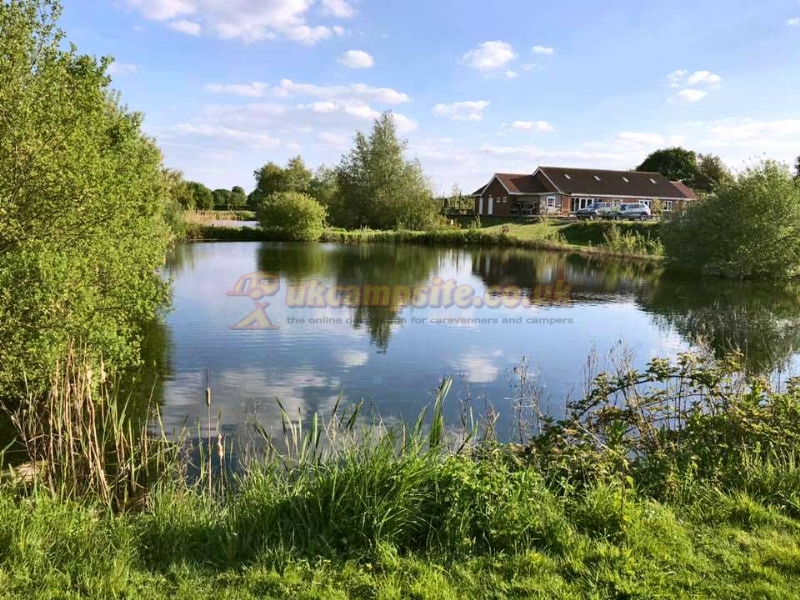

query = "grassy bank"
[2,355,800,598]
[185,218,665,260]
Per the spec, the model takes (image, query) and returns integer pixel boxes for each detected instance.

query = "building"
[471,167,697,217]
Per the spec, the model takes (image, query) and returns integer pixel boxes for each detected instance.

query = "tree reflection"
[258,243,441,351]
[470,249,662,303]
[644,277,800,374]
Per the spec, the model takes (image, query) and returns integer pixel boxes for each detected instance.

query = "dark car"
[575,202,613,220]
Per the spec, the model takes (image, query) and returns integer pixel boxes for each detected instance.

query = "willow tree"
[0,0,173,399]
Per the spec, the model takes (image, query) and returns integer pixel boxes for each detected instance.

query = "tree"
[307,166,338,207]
[334,112,438,230]
[0,0,172,399]
[229,186,247,207]
[186,181,213,210]
[693,154,733,193]
[794,155,800,181]
[212,188,231,209]
[257,192,327,241]
[251,156,313,206]
[662,161,800,279]
[637,147,699,183]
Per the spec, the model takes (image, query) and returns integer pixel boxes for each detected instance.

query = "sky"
[62,0,800,194]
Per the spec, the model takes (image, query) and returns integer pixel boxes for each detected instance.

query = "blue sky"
[64,0,800,193]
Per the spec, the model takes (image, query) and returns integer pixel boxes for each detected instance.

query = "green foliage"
[257,191,327,241]
[602,224,664,256]
[4,354,800,597]
[662,161,800,279]
[307,165,339,207]
[229,185,247,207]
[250,156,313,207]
[185,181,213,210]
[211,188,230,209]
[637,146,699,183]
[694,153,733,193]
[333,112,439,230]
[0,0,172,399]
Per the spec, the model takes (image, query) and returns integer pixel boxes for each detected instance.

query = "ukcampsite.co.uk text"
[231,274,573,309]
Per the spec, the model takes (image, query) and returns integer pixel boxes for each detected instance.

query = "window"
[547,196,557,208]
[664,201,674,212]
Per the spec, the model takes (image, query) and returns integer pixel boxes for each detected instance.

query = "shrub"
[662,161,800,279]
[0,0,172,400]
[257,191,328,241]
[603,224,664,256]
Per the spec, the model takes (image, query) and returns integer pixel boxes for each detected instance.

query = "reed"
[2,346,181,508]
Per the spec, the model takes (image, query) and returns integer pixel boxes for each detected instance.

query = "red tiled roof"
[472,173,552,196]
[669,181,698,200]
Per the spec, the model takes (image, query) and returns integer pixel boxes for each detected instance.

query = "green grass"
[183,213,665,259]
[2,460,800,598]
[4,355,800,598]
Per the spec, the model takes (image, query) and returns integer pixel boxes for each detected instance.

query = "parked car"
[575,202,614,220]
[614,202,652,221]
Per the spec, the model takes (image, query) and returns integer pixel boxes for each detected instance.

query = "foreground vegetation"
[3,354,800,598]
[0,0,175,402]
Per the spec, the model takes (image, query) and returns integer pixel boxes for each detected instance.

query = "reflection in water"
[644,277,800,374]
[257,243,443,351]
[151,242,800,444]
[469,248,663,303]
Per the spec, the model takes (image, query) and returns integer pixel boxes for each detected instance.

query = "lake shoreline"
[184,223,665,262]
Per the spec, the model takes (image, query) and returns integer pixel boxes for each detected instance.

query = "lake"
[146,241,800,444]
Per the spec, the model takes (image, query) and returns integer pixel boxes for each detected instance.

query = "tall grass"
[3,352,800,596]
[2,346,181,508]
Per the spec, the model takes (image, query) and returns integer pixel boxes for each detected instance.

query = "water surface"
[153,242,800,442]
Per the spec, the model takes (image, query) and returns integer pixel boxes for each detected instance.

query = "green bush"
[257,191,328,241]
[662,161,800,279]
[0,0,172,400]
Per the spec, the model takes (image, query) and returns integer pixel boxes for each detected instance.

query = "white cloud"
[532,45,554,55]
[164,123,283,149]
[449,353,501,384]
[504,69,519,79]
[124,0,349,43]
[686,70,722,86]
[274,79,411,104]
[205,82,269,97]
[677,89,708,102]
[667,69,688,89]
[337,350,369,368]
[705,118,800,144]
[167,19,201,35]
[433,100,490,121]
[108,62,139,75]
[511,120,554,132]
[788,16,800,26]
[668,69,721,102]
[321,0,355,18]
[337,50,375,69]
[462,41,516,72]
